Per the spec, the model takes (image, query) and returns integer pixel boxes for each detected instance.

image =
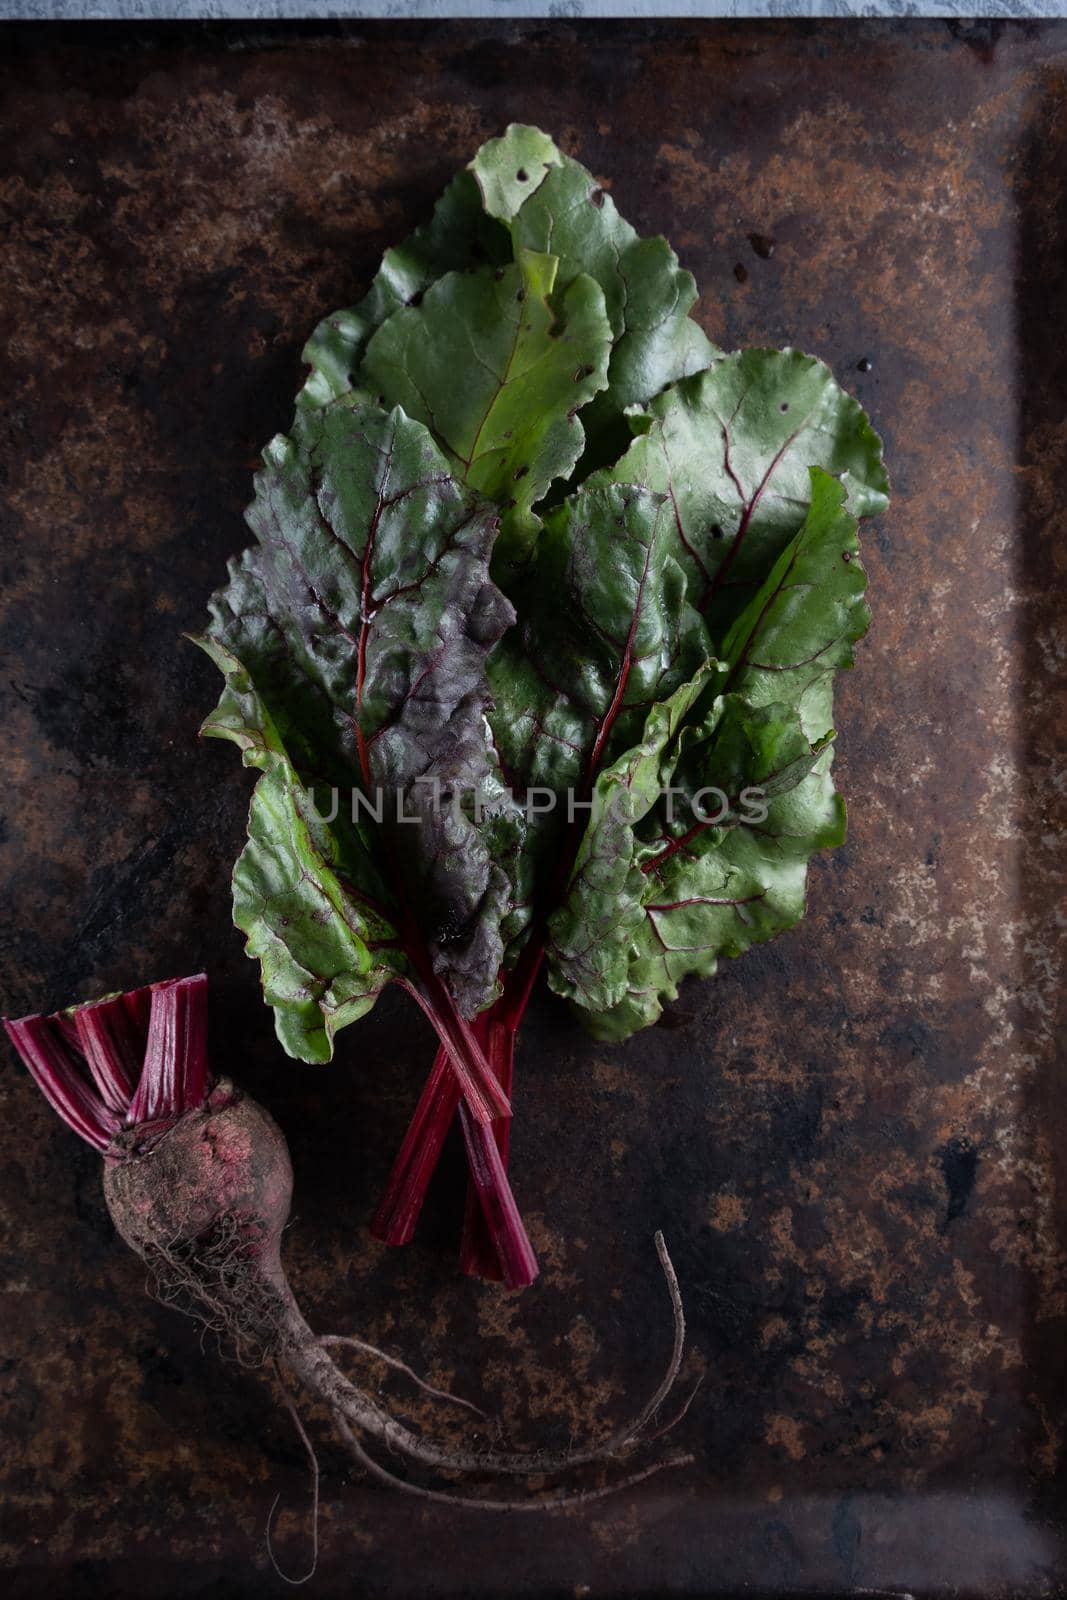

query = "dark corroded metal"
[1,20,1065,1597]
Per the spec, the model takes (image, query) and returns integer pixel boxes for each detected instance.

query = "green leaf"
[545,470,867,1037]
[597,347,888,636]
[198,400,521,1056]
[196,638,404,1063]
[718,466,869,742]
[504,154,716,473]
[490,478,711,791]
[212,131,890,1075]
[468,124,564,221]
[360,249,613,560]
[549,695,843,1040]
[299,125,716,507]
[542,664,720,1012]
[473,125,716,466]
[297,170,512,413]
[485,477,711,951]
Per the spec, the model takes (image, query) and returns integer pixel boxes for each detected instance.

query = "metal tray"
[2,18,1064,1598]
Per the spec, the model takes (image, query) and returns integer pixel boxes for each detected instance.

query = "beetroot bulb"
[5,972,694,1515]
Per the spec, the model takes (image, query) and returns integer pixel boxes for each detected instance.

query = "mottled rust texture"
[1,19,1065,1599]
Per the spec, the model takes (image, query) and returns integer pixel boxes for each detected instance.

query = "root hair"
[142,1213,284,1369]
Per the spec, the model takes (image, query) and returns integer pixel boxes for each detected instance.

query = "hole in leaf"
[711,524,725,540]
[779,402,789,412]
[589,186,605,208]
[516,168,529,182]
[513,465,530,481]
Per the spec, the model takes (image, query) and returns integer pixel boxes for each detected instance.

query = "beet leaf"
[196,401,521,1128]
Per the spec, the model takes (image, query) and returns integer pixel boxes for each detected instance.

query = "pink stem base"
[458,1019,515,1280]
[372,951,543,1287]
[370,1046,460,1248]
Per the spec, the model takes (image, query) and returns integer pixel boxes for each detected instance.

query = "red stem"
[370,1044,460,1246]
[4,1013,119,1151]
[457,1079,538,1289]
[371,949,544,1285]
[458,1017,515,1280]
[127,973,209,1126]
[457,940,544,1277]
[370,1023,537,1289]
[398,977,510,1127]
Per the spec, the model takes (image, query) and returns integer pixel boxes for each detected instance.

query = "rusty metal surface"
[1,19,1066,1598]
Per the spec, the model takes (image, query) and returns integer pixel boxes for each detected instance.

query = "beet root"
[105,1079,292,1266]
[103,1079,694,1508]
[104,1078,296,1365]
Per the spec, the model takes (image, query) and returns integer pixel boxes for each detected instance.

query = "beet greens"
[199,125,889,1288]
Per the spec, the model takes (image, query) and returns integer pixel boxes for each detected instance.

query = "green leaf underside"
[199,400,521,1060]
[544,471,869,1038]
[299,124,716,512]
